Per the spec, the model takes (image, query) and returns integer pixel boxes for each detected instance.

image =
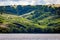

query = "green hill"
[0,5,60,33]
[0,13,43,33]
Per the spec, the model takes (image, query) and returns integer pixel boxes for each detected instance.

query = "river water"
[0,34,60,40]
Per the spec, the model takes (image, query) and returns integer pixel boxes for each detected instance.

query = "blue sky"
[0,0,60,6]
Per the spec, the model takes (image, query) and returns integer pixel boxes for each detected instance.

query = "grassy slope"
[0,13,44,33]
[0,12,60,33]
[0,5,60,33]
[21,7,60,31]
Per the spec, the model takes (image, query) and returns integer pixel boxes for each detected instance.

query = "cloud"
[0,0,60,6]
[44,0,60,4]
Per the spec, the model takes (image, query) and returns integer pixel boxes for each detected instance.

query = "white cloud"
[0,0,60,6]
[0,2,5,6]
[44,0,60,4]
[9,1,30,5]
[56,0,60,4]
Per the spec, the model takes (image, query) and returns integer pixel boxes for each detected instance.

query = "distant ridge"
[47,4,60,7]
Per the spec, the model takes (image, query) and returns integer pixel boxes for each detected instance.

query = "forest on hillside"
[0,5,60,33]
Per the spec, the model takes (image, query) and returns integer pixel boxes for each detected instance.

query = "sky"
[0,0,60,6]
